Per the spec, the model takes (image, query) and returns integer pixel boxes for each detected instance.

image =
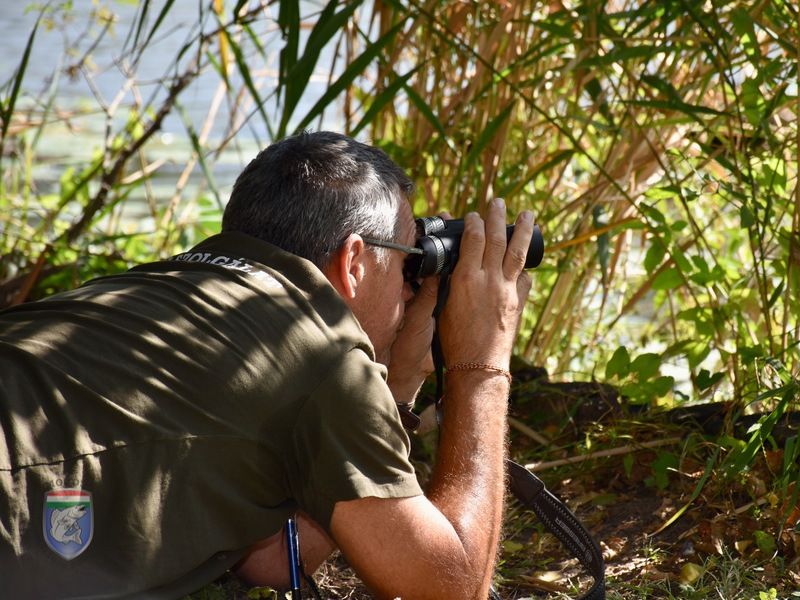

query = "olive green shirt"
[0,232,422,598]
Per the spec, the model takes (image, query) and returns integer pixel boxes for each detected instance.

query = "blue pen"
[286,517,302,599]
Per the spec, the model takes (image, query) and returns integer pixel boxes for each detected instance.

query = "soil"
[199,369,800,599]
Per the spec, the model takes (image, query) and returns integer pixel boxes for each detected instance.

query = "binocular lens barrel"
[404,217,544,281]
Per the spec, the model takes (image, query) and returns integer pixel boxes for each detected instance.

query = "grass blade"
[463,101,515,171]
[176,102,223,210]
[651,445,720,535]
[350,67,419,137]
[278,0,300,90]
[142,0,177,49]
[222,28,271,140]
[1,12,40,145]
[292,18,405,134]
[232,0,249,23]
[402,82,454,151]
[279,0,365,136]
[126,0,150,54]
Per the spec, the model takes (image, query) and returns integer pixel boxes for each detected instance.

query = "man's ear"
[324,234,368,300]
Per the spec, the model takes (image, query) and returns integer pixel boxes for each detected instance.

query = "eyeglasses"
[362,237,424,283]
[362,238,423,256]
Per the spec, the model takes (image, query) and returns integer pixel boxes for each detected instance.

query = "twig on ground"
[525,437,683,472]
[508,416,549,446]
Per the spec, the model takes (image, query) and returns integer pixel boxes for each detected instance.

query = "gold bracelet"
[446,362,513,385]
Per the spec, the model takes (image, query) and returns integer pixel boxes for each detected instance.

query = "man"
[0,131,533,599]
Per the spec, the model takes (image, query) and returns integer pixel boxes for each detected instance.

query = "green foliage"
[1,0,798,497]
[645,451,679,490]
[605,346,675,405]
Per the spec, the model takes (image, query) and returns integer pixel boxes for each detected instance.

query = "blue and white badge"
[43,489,93,560]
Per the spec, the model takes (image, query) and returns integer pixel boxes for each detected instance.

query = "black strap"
[506,460,606,599]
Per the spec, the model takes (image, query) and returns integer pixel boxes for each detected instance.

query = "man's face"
[353,201,417,366]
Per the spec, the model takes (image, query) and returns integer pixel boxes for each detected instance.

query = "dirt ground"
[197,371,800,599]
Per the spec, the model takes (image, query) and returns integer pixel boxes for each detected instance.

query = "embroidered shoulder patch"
[43,489,93,560]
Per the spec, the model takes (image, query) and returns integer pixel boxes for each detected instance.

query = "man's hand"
[385,276,438,408]
[331,200,536,600]
[235,512,335,589]
[439,199,533,370]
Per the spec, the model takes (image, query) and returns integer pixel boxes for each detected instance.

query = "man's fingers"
[454,212,485,273]
[503,210,534,279]
[482,198,509,268]
[406,277,438,327]
[516,271,532,308]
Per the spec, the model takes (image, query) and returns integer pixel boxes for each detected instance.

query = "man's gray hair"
[222,131,415,268]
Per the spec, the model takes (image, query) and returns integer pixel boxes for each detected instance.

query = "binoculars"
[402,216,544,282]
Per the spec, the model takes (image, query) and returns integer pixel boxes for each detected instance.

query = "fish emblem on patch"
[43,489,93,559]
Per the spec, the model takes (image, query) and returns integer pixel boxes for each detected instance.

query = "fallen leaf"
[679,562,704,585]
[764,449,783,473]
[753,530,777,555]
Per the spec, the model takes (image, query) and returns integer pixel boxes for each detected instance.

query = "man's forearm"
[425,369,510,598]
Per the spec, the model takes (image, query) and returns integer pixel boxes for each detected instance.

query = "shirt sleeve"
[289,348,423,531]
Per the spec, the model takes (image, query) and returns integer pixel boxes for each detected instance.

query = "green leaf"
[697,369,724,391]
[730,7,761,61]
[641,74,684,104]
[593,205,609,283]
[685,341,711,370]
[671,220,688,232]
[753,530,777,555]
[651,375,674,397]
[644,185,681,201]
[672,247,692,273]
[623,453,634,479]
[502,540,525,554]
[652,267,682,290]
[691,254,709,274]
[742,77,767,127]
[722,383,796,478]
[630,353,661,381]
[624,99,724,117]
[739,345,765,365]
[606,346,630,380]
[767,280,784,309]
[648,451,678,490]
[644,240,666,274]
[640,203,666,225]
